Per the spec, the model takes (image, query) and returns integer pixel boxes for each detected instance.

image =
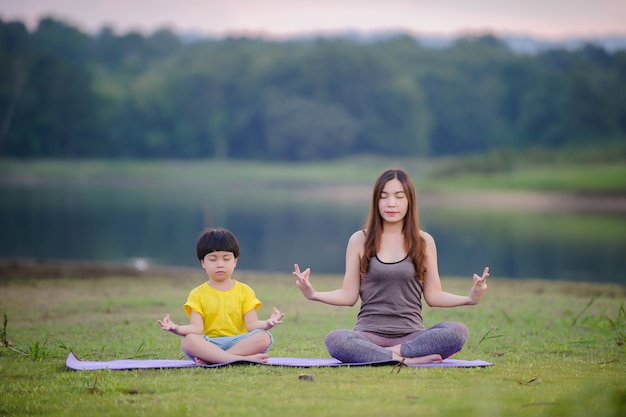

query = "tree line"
[1,17,625,160]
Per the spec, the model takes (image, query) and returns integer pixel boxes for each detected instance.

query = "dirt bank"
[0,258,202,280]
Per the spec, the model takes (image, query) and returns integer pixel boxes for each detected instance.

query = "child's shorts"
[184,329,274,360]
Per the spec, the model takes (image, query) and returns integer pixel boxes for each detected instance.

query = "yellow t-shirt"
[183,280,261,337]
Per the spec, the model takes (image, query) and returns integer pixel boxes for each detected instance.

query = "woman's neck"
[382,220,404,234]
[378,222,406,262]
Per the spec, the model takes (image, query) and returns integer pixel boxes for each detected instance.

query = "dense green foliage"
[1,17,625,160]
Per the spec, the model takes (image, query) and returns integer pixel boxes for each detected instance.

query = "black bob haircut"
[196,228,240,261]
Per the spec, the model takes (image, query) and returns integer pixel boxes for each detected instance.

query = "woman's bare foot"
[391,351,443,365]
[403,354,443,365]
[194,353,270,365]
[389,345,443,365]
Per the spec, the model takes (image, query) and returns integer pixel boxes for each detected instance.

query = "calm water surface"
[1,184,625,284]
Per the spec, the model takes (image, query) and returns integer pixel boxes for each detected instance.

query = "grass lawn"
[1,263,624,417]
[1,153,625,415]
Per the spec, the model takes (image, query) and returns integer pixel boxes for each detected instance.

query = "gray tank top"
[353,256,425,338]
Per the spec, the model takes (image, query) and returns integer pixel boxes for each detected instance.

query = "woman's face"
[378,178,408,224]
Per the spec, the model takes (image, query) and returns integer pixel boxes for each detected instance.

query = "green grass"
[0,156,404,186]
[424,163,626,193]
[2,152,625,194]
[1,268,625,417]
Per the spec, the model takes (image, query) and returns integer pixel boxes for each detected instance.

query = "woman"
[293,168,489,364]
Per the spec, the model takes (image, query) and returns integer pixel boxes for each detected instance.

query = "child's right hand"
[157,314,178,332]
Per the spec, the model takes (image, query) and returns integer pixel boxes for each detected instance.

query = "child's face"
[200,251,238,282]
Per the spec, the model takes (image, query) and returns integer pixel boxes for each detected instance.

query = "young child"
[158,227,284,364]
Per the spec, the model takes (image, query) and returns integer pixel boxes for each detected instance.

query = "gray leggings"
[324,321,469,363]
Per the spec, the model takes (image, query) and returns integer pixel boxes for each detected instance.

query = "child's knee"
[180,333,201,355]
[259,330,272,347]
[250,330,273,351]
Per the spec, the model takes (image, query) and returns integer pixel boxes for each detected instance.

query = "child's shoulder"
[188,281,209,294]
[196,281,211,289]
[233,280,254,291]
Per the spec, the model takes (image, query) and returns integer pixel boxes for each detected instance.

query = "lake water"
[1,183,625,284]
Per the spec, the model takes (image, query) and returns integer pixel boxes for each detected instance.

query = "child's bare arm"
[158,311,204,336]
[244,307,284,331]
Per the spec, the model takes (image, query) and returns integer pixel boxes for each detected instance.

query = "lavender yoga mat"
[65,352,493,370]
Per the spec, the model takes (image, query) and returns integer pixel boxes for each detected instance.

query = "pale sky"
[1,0,625,40]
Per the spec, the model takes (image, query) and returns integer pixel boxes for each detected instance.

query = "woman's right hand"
[293,263,317,300]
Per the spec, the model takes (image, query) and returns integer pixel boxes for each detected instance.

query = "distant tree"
[420,35,516,155]
[1,17,624,160]
[262,38,431,157]
[0,20,30,155]
[1,18,100,157]
[260,91,359,160]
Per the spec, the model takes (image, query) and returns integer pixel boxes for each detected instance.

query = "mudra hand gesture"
[293,263,316,300]
[469,267,490,304]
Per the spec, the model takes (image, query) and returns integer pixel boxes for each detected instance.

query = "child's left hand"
[266,307,285,328]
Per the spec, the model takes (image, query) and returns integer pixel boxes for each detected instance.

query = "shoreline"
[417,191,626,213]
[1,258,624,290]
[302,186,626,213]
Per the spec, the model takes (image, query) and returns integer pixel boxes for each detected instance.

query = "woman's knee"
[442,322,469,356]
[324,330,353,355]
[451,321,469,345]
[325,329,350,346]
[434,321,469,343]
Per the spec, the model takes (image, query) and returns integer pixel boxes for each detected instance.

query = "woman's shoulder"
[419,229,435,243]
[348,229,367,243]
[346,229,366,254]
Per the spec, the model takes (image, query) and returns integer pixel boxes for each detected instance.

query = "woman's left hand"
[469,267,490,304]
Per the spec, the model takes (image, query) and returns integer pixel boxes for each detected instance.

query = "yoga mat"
[66,352,493,370]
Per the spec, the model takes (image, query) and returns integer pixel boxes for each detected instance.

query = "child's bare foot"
[193,353,269,365]
[403,354,443,365]
[194,356,208,365]
[248,353,269,363]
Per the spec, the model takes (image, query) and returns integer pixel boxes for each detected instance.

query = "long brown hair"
[360,169,427,282]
